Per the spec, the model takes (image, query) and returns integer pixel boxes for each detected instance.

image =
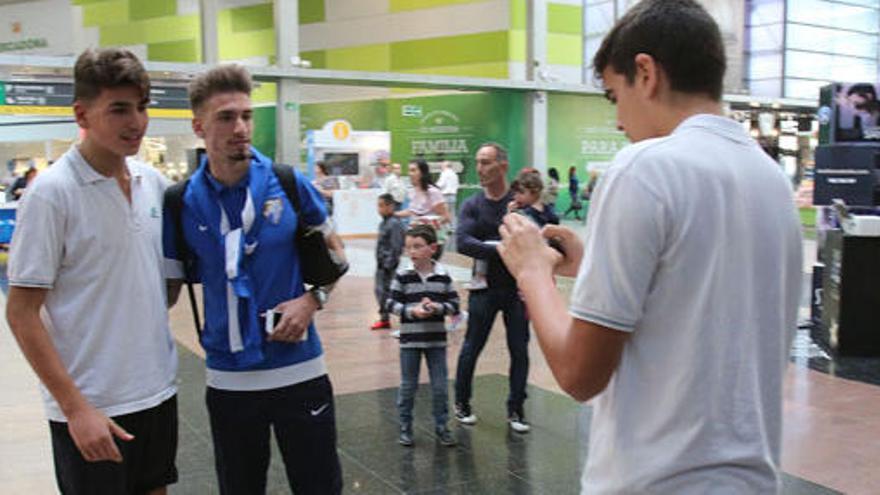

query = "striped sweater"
[386,262,460,348]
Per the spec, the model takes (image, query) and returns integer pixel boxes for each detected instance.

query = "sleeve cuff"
[164,258,185,279]
[568,308,636,333]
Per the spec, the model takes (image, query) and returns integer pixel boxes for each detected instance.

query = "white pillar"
[526,0,548,173]
[200,0,219,64]
[274,0,300,167]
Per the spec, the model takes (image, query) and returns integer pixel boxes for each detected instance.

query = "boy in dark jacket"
[372,193,406,330]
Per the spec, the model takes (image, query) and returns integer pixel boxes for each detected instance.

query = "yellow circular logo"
[332,121,351,141]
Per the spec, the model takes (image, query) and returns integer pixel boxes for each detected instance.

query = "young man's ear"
[191,115,205,139]
[633,53,661,99]
[73,100,90,130]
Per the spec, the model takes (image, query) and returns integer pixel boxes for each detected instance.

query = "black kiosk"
[812,83,880,356]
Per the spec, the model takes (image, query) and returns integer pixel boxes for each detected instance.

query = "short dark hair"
[513,169,543,194]
[378,193,396,205]
[189,64,252,113]
[406,224,437,245]
[593,0,726,101]
[848,84,877,101]
[74,48,150,102]
[478,142,508,163]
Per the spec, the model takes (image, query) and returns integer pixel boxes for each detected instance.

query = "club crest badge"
[262,198,283,225]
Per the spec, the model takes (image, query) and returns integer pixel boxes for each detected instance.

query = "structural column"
[526,0,548,173]
[200,0,219,64]
[275,0,300,166]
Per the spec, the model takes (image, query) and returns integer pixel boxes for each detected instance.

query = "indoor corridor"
[1,230,879,494]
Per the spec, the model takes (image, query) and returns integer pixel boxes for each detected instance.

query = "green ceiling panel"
[230,3,273,32]
[219,29,275,60]
[390,0,485,12]
[299,0,325,24]
[326,44,390,71]
[547,33,582,65]
[509,29,525,61]
[401,62,509,79]
[147,39,200,63]
[548,3,582,35]
[510,0,526,30]
[129,0,176,22]
[391,32,508,70]
[300,50,326,69]
[82,0,128,28]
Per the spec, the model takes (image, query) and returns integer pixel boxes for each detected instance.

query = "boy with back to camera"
[387,224,460,447]
[372,193,406,330]
[499,0,802,492]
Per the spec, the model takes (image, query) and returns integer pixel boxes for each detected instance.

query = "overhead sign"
[0,82,192,118]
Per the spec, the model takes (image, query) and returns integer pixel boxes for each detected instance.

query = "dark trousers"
[398,347,449,431]
[50,396,178,495]
[206,375,342,495]
[374,266,395,320]
[454,288,530,414]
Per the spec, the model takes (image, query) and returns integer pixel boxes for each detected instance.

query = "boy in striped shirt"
[388,224,460,447]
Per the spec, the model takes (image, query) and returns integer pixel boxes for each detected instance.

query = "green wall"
[547,93,628,212]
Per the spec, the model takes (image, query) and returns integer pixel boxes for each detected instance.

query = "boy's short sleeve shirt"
[8,146,177,421]
[570,115,802,493]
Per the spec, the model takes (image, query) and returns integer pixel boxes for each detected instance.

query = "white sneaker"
[508,412,531,434]
[391,330,401,339]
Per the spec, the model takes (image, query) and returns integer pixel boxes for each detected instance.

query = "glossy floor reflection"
[173,343,837,494]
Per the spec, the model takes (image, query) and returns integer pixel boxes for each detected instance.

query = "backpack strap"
[163,180,202,335]
[272,163,301,215]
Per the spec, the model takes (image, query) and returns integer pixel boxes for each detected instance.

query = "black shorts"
[50,395,178,495]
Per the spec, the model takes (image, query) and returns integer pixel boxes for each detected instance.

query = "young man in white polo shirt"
[6,49,178,495]
[499,1,802,493]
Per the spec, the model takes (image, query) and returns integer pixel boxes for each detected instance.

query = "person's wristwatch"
[309,287,328,310]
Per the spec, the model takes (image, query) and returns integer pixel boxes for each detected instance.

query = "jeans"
[205,376,342,495]
[398,347,449,431]
[374,266,395,320]
[454,287,530,414]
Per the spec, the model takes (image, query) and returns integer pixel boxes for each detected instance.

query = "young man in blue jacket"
[164,64,345,494]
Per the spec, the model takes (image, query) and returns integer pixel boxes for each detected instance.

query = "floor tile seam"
[336,449,406,494]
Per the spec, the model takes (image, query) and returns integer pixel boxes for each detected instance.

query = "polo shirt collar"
[204,166,249,193]
[672,113,753,145]
[69,145,143,185]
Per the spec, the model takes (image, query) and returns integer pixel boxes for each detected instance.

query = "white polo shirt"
[8,146,177,422]
[570,115,803,494]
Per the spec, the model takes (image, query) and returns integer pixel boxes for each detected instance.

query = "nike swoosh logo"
[198,225,208,232]
[310,403,329,416]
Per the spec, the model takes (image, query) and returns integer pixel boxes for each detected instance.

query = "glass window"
[784,78,831,100]
[748,23,784,51]
[787,23,879,59]
[749,0,785,25]
[585,2,615,35]
[787,0,879,33]
[750,78,783,97]
[749,52,784,79]
[785,50,877,81]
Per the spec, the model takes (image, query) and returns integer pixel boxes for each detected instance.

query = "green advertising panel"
[386,91,526,185]
[300,99,387,133]
[547,93,628,212]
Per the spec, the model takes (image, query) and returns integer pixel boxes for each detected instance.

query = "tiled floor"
[1,231,880,494]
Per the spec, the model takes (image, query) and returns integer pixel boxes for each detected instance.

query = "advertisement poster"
[834,83,880,142]
[547,93,628,213]
[387,92,526,185]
